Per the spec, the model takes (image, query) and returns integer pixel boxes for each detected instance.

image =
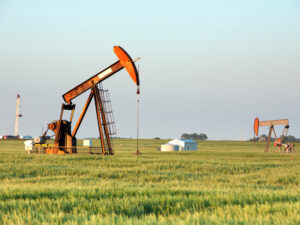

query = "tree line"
[181,133,208,140]
[251,134,299,142]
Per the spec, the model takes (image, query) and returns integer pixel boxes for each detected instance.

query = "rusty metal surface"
[31,145,106,155]
[62,61,123,104]
[72,90,94,137]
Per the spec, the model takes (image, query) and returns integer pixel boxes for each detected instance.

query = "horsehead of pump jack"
[35,46,140,155]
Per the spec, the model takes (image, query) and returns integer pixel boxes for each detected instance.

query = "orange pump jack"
[254,117,294,153]
[37,46,140,155]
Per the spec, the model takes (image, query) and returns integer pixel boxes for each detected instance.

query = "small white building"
[168,139,197,151]
[83,139,92,147]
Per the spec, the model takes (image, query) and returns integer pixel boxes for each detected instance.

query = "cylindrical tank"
[34,136,46,144]
[160,144,179,152]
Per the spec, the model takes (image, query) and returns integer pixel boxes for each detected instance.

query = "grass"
[0,139,299,224]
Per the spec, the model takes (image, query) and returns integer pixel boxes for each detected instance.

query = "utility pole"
[14,94,22,137]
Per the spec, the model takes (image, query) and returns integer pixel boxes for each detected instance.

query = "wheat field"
[0,139,299,224]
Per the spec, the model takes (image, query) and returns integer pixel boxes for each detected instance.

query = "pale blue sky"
[1,0,300,139]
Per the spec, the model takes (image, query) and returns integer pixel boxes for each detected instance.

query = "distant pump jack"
[254,117,295,153]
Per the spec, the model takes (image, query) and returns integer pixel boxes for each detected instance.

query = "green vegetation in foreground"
[0,139,299,225]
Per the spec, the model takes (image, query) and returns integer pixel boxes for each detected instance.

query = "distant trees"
[181,133,208,140]
[251,135,271,142]
[260,134,268,140]
[251,134,298,142]
[279,135,296,142]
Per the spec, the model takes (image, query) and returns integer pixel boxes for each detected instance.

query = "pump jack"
[37,46,140,155]
[254,117,295,153]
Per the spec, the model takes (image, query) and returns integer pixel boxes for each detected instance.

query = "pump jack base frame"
[46,148,66,154]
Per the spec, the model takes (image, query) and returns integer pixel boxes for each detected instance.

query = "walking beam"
[63,46,140,105]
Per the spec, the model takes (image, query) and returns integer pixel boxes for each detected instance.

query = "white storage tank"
[161,144,179,152]
[34,136,46,144]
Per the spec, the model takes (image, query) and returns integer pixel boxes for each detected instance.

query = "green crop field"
[0,139,299,225]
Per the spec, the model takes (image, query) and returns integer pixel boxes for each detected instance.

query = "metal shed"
[168,139,197,151]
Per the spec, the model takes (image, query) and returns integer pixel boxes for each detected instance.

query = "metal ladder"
[98,83,117,136]
[97,83,116,153]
